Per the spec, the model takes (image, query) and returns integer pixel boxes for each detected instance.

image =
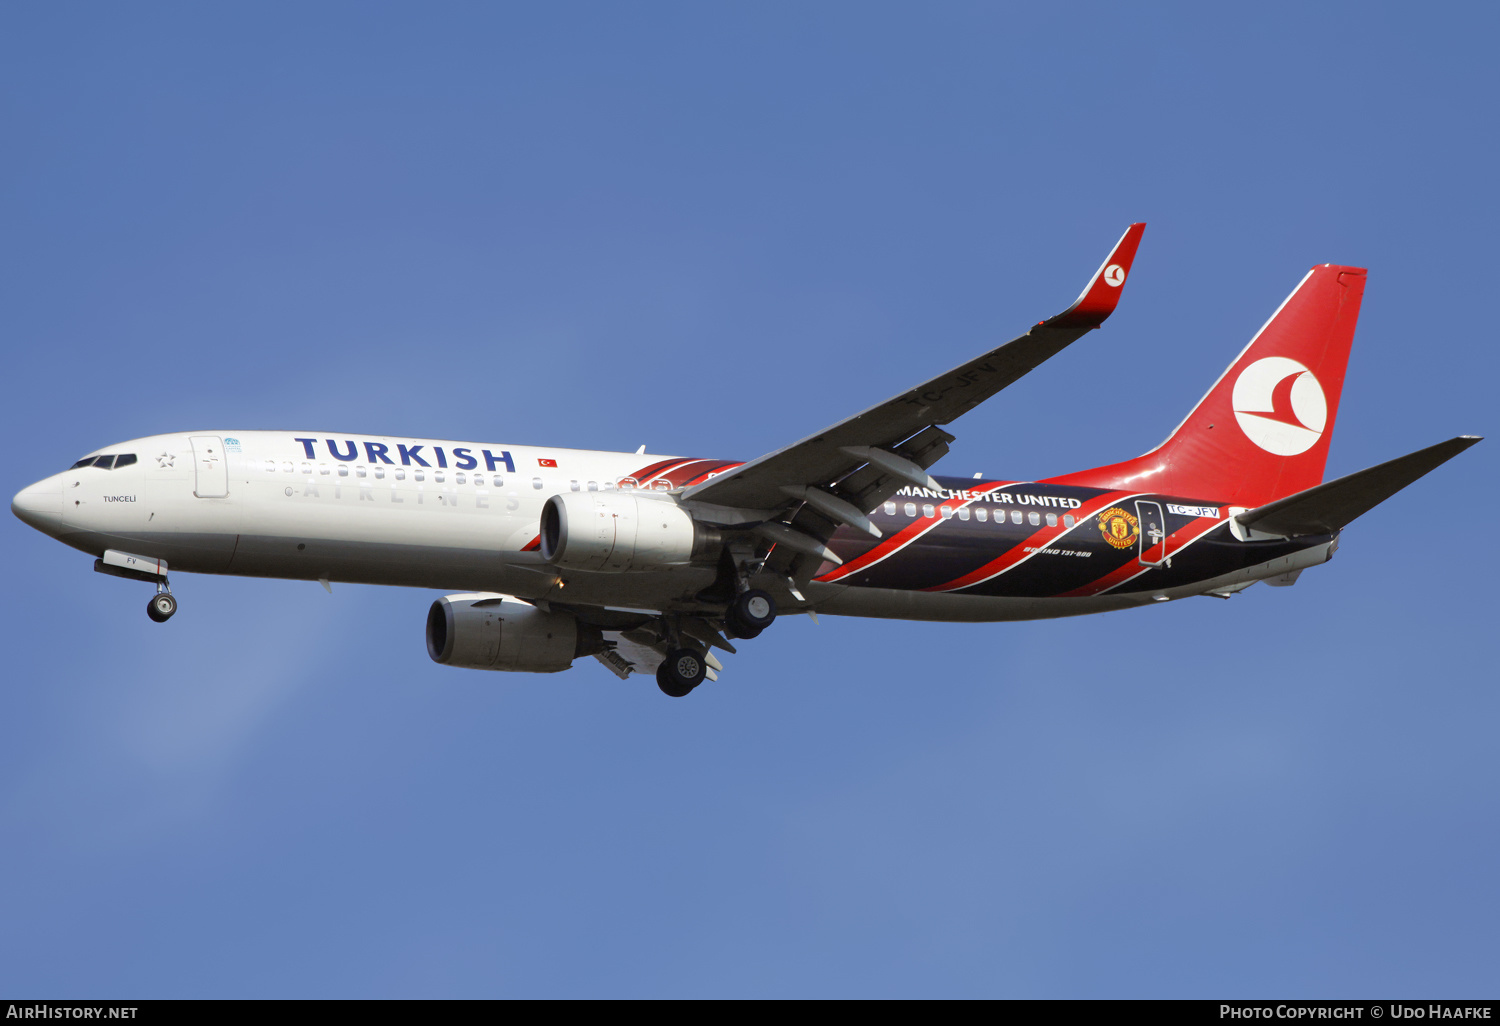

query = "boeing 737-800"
[10,225,1480,696]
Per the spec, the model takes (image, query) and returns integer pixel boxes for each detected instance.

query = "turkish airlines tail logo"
[1231,357,1327,456]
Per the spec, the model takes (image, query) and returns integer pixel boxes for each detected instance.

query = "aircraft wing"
[681,224,1145,568]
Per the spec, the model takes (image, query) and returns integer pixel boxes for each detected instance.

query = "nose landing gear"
[147,591,178,622]
[93,552,178,623]
[146,580,177,622]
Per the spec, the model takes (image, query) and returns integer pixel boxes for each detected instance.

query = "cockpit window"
[67,453,137,470]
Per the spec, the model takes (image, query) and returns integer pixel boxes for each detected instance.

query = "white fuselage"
[26,431,716,606]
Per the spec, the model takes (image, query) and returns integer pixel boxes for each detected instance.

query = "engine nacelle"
[426,593,582,673]
[539,491,720,572]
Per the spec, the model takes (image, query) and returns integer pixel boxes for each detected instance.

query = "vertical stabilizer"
[1047,265,1367,506]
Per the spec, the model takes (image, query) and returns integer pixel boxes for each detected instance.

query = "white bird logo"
[1231,357,1327,456]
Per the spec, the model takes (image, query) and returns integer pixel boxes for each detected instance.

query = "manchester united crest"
[1097,506,1140,549]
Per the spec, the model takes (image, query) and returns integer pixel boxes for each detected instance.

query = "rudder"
[1048,264,1367,507]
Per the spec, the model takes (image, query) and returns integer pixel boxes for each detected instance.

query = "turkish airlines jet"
[11,225,1480,696]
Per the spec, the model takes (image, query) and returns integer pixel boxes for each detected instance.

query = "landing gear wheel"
[147,592,177,623]
[656,648,707,697]
[726,589,775,638]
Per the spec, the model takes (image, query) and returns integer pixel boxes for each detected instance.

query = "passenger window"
[337,465,349,478]
[319,464,330,476]
[94,455,116,470]
[303,463,314,475]
[356,466,367,478]
[282,462,294,474]
[570,480,580,491]
[415,471,425,482]
[1011,510,1022,524]
[975,508,987,522]
[904,502,917,517]
[264,461,276,473]
[922,504,935,518]
[456,473,466,485]
[1046,513,1057,527]
[1064,515,1076,528]
[532,477,544,490]
[394,469,405,481]
[958,508,970,521]
[884,502,897,516]
[115,454,137,468]
[940,506,953,519]
[1028,512,1040,526]
[374,467,384,480]
[587,481,598,492]
[434,472,445,483]
[492,476,504,488]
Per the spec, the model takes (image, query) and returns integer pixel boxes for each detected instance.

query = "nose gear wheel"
[147,592,178,622]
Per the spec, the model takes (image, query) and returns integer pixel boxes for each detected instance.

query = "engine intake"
[539,492,720,572]
[426,593,595,673]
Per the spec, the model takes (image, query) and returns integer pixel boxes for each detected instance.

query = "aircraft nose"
[12,475,63,531]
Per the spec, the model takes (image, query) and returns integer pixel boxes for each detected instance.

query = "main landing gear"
[652,591,778,698]
[656,648,707,698]
[146,581,177,622]
[725,589,776,639]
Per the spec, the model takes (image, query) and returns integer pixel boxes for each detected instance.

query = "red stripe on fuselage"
[1056,515,1223,597]
[621,457,701,490]
[673,459,744,488]
[921,491,1141,592]
[816,481,1015,583]
[629,458,690,482]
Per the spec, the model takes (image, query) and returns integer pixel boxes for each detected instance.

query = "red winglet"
[1044,222,1146,330]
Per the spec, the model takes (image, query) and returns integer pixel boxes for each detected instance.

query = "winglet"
[1044,222,1146,330]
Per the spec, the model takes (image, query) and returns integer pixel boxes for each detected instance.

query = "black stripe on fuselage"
[826,478,1322,599]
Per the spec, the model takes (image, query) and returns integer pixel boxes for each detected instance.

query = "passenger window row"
[262,461,507,487]
[70,454,137,470]
[880,500,1076,529]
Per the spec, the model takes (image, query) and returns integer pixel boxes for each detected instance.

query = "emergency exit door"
[1135,500,1167,566]
[190,436,229,497]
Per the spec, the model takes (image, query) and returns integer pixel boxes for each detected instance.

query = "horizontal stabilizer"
[1235,436,1480,537]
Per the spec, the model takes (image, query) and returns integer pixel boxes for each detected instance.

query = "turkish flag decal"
[538,458,558,468]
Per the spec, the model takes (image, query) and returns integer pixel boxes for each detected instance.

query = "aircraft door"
[1135,500,1167,566]
[190,436,229,497]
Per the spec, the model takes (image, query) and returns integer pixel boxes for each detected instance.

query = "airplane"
[10,224,1480,697]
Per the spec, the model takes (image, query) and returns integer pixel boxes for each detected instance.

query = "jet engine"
[539,492,720,572]
[426,593,598,673]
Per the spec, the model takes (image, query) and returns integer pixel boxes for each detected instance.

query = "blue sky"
[2,2,1496,998]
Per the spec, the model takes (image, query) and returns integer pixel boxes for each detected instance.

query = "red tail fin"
[1047,265,1367,507]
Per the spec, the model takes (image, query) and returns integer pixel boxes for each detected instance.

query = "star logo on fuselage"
[156,452,176,468]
